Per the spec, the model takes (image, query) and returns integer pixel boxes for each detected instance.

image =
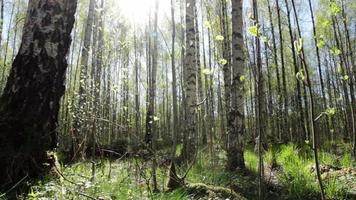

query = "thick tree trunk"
[227,0,245,170]
[0,0,77,192]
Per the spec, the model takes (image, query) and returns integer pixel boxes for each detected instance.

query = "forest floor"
[9,143,356,200]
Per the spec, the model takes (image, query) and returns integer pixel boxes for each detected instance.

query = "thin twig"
[0,175,28,198]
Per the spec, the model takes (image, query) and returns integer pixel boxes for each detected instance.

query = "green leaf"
[330,46,341,56]
[336,65,343,74]
[294,38,303,53]
[202,68,213,75]
[325,107,337,116]
[204,21,211,29]
[330,2,341,15]
[296,71,305,81]
[248,25,259,37]
[320,18,331,29]
[218,58,228,65]
[215,35,224,41]
[240,75,246,82]
[316,37,325,49]
[342,75,349,81]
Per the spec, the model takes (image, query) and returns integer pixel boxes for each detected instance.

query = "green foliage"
[175,144,183,157]
[188,156,230,185]
[296,70,305,81]
[316,36,326,48]
[277,144,318,199]
[320,152,338,166]
[218,58,228,66]
[202,68,213,75]
[324,176,349,200]
[330,2,341,15]
[263,148,274,167]
[215,35,224,41]
[25,145,355,200]
[294,38,303,53]
[27,161,179,200]
[340,152,353,168]
[152,189,188,200]
[330,46,341,56]
[341,75,349,81]
[244,150,258,173]
[247,25,259,37]
[325,107,337,117]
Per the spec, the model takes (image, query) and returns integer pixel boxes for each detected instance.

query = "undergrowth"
[9,143,354,200]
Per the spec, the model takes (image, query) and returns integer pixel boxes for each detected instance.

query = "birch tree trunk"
[0,0,77,191]
[181,0,197,163]
[227,0,245,170]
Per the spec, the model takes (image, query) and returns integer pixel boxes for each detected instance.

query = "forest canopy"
[0,0,355,199]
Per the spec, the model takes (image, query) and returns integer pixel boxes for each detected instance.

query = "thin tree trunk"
[275,0,288,141]
[71,0,96,160]
[180,0,197,164]
[170,0,178,158]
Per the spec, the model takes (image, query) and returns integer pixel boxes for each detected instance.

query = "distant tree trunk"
[226,0,245,171]
[134,29,140,147]
[71,0,95,160]
[1,1,16,87]
[220,0,231,149]
[145,0,159,192]
[340,0,356,157]
[297,24,326,200]
[331,15,353,143]
[0,0,3,54]
[251,0,266,198]
[288,0,308,143]
[266,0,281,166]
[194,4,206,146]
[0,0,3,87]
[11,1,21,62]
[275,0,288,141]
[0,0,77,191]
[201,1,211,148]
[305,0,330,142]
[92,0,104,154]
[170,0,179,158]
[206,8,216,157]
[180,0,197,164]
[284,0,304,143]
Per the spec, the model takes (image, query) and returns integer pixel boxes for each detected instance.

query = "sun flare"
[118,0,171,24]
